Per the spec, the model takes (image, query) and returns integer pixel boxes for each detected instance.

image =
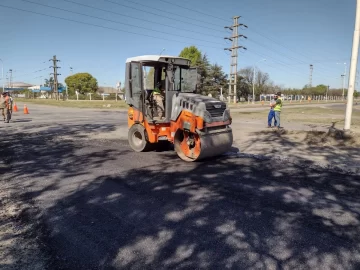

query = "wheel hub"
[132,131,143,147]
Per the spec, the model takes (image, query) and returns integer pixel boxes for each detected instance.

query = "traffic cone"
[24,104,29,114]
[13,102,18,112]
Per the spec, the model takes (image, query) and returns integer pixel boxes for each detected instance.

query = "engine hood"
[171,93,230,123]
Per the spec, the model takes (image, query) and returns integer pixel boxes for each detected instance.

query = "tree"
[314,84,327,95]
[238,67,253,85]
[237,66,270,100]
[201,63,228,97]
[255,69,270,95]
[195,54,210,94]
[64,73,98,95]
[44,77,54,87]
[236,76,251,101]
[44,77,64,89]
[179,46,213,95]
[179,46,202,66]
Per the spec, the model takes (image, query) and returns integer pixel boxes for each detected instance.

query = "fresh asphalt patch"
[0,104,359,269]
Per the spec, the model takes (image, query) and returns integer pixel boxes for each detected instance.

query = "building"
[98,86,125,99]
[9,82,34,89]
[98,86,118,94]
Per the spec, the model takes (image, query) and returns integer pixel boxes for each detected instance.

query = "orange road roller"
[125,55,233,161]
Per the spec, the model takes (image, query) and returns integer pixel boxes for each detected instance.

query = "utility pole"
[344,0,360,131]
[224,16,247,104]
[309,64,313,87]
[0,59,3,93]
[326,85,329,102]
[116,81,121,102]
[341,74,345,100]
[9,69,13,89]
[337,62,347,100]
[50,55,61,100]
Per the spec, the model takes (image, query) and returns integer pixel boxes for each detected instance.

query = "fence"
[12,91,125,101]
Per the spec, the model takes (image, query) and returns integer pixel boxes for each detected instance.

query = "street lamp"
[253,58,266,104]
[0,59,4,93]
[337,62,347,100]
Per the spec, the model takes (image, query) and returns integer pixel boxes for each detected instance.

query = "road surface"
[1,104,359,270]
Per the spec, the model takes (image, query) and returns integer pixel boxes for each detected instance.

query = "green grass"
[227,100,347,108]
[14,98,128,109]
[234,106,360,129]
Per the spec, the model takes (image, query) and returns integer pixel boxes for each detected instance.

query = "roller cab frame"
[125,55,233,161]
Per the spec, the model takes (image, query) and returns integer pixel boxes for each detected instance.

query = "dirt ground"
[0,102,360,269]
[230,104,360,173]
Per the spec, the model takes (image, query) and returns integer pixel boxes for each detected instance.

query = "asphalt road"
[1,104,360,270]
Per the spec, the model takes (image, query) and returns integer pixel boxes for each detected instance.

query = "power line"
[242,36,339,76]
[116,0,225,27]
[104,0,225,33]
[158,0,348,74]
[0,3,223,49]
[54,0,343,78]
[58,0,223,39]
[157,0,229,22]
[247,50,312,79]
[151,0,316,62]
[21,0,225,45]
[247,39,306,65]
[247,26,347,74]
[246,38,338,78]
[11,68,48,80]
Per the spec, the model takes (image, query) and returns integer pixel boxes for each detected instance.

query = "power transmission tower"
[309,64,313,87]
[50,55,61,100]
[224,16,247,104]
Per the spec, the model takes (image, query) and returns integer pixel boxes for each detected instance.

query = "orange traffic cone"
[24,104,29,114]
[13,102,18,112]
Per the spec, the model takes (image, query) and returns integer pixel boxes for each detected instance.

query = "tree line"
[37,46,358,100]
[179,46,359,100]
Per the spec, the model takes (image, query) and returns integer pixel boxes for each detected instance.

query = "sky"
[0,0,356,89]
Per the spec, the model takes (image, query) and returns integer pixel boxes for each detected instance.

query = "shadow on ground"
[1,123,360,269]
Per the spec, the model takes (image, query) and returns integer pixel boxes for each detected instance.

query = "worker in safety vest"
[153,81,165,120]
[267,94,277,128]
[273,92,283,129]
[0,92,10,123]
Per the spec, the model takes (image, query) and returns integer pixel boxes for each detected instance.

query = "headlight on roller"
[223,109,230,121]
[203,111,212,123]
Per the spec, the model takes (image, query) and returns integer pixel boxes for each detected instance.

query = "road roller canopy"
[126,55,191,67]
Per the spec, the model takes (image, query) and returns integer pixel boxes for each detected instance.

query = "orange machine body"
[127,106,231,144]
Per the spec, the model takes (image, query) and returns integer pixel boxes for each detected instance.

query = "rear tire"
[128,124,153,152]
